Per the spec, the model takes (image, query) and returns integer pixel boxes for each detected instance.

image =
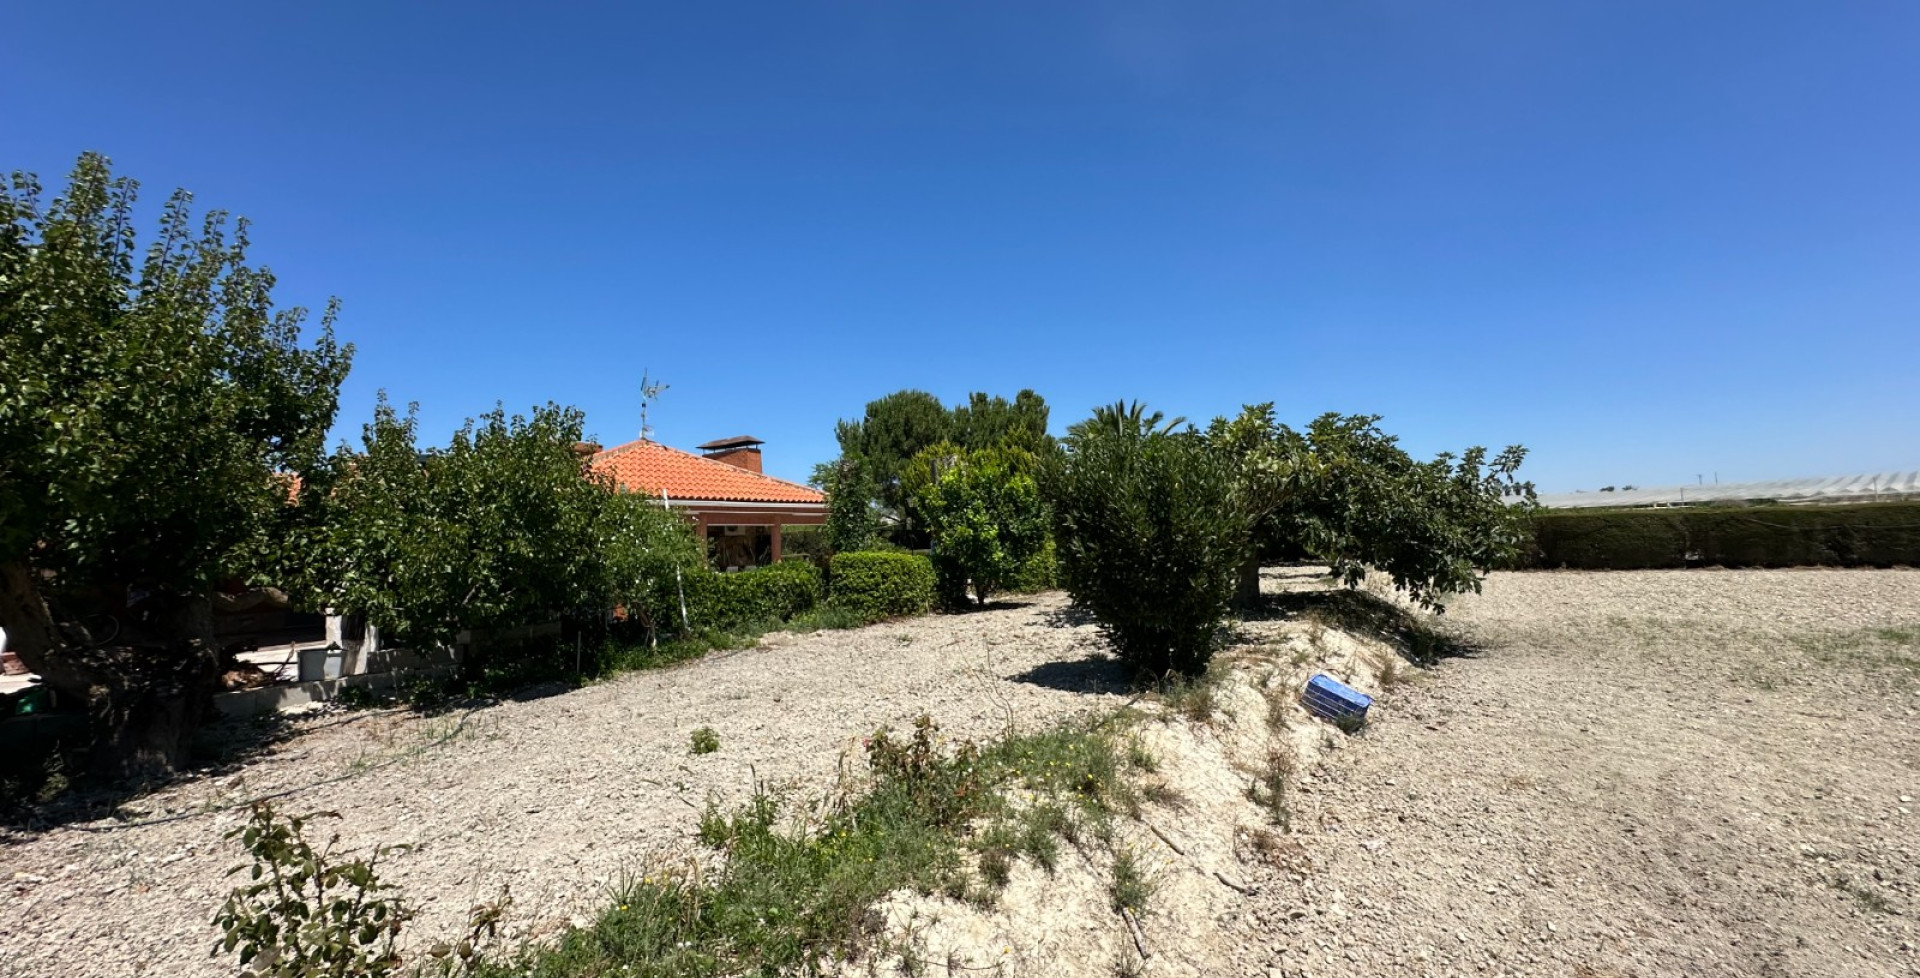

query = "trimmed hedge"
[1528,502,1920,570]
[828,551,937,622]
[683,560,824,632]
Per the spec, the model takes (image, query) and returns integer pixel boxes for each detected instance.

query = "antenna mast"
[639,370,670,441]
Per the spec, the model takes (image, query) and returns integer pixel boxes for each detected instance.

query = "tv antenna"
[640,370,669,441]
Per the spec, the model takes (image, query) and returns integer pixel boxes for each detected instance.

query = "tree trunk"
[1233,555,1263,611]
[0,561,221,783]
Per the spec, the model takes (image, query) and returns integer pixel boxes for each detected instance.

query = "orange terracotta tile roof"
[590,439,826,506]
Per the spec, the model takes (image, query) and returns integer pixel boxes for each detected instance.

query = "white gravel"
[0,594,1126,978]
[1230,567,1920,978]
[5,568,1917,978]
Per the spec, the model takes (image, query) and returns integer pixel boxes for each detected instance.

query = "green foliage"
[0,153,352,589]
[950,390,1052,456]
[469,715,1140,978]
[293,399,613,648]
[597,490,707,640]
[213,803,413,978]
[1528,502,1920,570]
[1210,405,1535,610]
[832,389,1054,546]
[1049,413,1247,675]
[833,390,953,532]
[911,446,1049,608]
[826,552,937,622]
[0,153,352,775]
[814,456,881,554]
[679,560,824,633]
[1007,538,1060,594]
[689,727,721,755]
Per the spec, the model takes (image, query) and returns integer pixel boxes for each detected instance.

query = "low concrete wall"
[212,647,461,718]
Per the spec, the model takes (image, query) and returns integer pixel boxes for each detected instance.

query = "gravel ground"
[5,568,1917,978]
[0,593,1127,978]
[1232,568,1920,978]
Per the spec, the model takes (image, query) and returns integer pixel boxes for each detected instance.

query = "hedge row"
[682,559,825,632]
[827,551,938,621]
[1527,502,1920,570]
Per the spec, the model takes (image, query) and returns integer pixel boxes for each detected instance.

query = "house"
[586,435,827,569]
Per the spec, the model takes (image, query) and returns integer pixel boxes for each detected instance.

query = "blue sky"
[6,1,1916,491]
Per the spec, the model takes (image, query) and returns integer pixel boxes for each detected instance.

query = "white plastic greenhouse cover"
[1533,471,1920,509]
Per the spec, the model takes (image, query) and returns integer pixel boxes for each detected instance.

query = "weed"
[1246,750,1295,830]
[1790,624,1920,682]
[1109,846,1153,914]
[1111,950,1147,977]
[1832,875,1896,915]
[1153,670,1219,724]
[1377,657,1406,690]
[688,727,721,756]
[1124,737,1158,773]
[472,714,1141,977]
[785,604,871,633]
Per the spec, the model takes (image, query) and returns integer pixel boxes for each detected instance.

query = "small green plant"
[422,888,513,976]
[1832,875,1896,915]
[1124,737,1158,773]
[1109,845,1153,914]
[689,727,721,755]
[785,603,870,633]
[213,802,414,978]
[1154,670,1219,723]
[1247,750,1295,830]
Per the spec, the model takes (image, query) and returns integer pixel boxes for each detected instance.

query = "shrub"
[828,552,937,622]
[1048,417,1247,676]
[214,803,413,978]
[911,445,1049,608]
[1528,501,1920,570]
[681,560,824,633]
[689,727,721,755]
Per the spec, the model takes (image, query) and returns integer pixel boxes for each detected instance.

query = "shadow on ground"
[1008,654,1134,695]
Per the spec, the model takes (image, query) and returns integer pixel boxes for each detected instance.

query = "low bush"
[214,803,414,978]
[1528,502,1920,570]
[682,560,824,633]
[827,552,937,622]
[1049,418,1247,676]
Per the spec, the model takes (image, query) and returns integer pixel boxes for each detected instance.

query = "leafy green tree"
[293,399,615,649]
[813,456,881,554]
[1208,405,1535,610]
[833,390,952,534]
[597,488,705,642]
[1047,409,1246,675]
[951,389,1051,455]
[911,445,1048,608]
[0,155,351,778]
[833,389,1056,546]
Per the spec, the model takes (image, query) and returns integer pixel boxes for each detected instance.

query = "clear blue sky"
[6,2,1916,491]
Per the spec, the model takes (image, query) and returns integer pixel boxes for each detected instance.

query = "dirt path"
[1232,568,1920,978]
[0,593,1128,978]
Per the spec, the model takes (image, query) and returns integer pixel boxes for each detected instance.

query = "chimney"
[571,441,602,458]
[697,435,765,473]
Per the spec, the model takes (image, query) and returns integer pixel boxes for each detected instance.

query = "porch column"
[770,524,783,563]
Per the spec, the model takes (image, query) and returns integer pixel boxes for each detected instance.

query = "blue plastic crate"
[1301,673,1373,729]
